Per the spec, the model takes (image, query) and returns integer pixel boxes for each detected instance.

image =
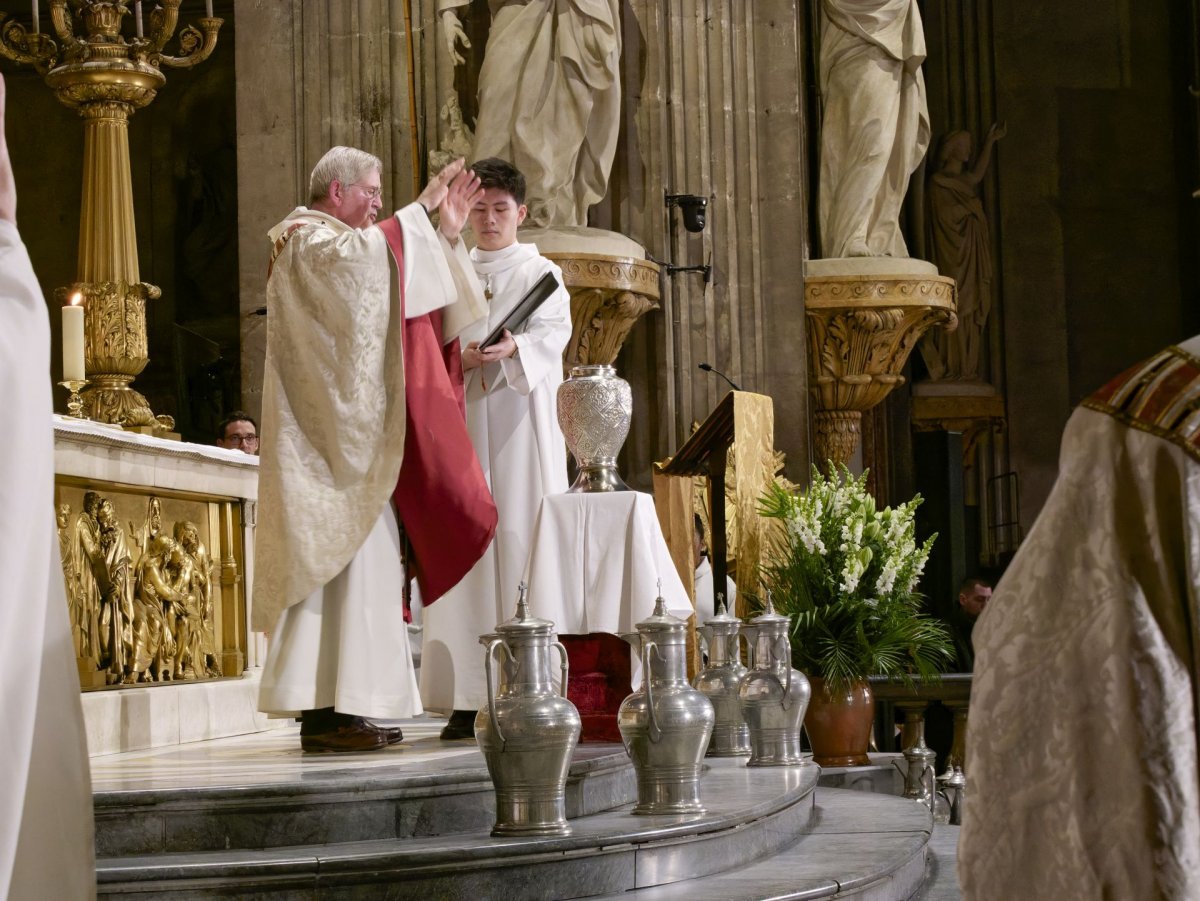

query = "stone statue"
[429,94,476,174]
[818,0,930,258]
[130,535,181,682]
[920,123,1006,381]
[439,0,622,228]
[173,520,219,678]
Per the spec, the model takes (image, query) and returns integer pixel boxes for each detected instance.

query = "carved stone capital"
[805,270,956,465]
[814,410,862,470]
[544,253,662,367]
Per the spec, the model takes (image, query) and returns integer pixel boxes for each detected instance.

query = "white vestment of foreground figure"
[961,335,1200,900]
[0,219,96,899]
[256,204,484,719]
[420,241,571,712]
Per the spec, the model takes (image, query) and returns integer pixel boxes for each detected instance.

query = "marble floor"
[89,715,624,795]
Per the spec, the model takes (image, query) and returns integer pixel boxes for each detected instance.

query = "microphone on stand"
[698,362,742,392]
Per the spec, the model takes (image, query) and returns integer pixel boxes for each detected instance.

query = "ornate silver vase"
[692,596,751,757]
[738,595,811,766]
[475,583,581,836]
[557,364,632,492]
[617,589,715,814]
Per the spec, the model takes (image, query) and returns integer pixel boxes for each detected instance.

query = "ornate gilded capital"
[805,273,957,413]
[544,253,662,367]
[805,269,957,465]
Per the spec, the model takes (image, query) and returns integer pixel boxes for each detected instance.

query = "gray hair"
[309,146,382,204]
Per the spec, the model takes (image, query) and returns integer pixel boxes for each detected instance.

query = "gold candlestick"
[0,1,223,427]
[58,379,88,419]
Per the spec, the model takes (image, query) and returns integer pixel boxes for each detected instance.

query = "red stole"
[378,217,497,604]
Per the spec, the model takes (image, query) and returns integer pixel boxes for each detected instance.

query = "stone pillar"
[589,0,812,485]
[234,0,421,421]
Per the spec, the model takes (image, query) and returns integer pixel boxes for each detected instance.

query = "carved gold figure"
[130,534,180,682]
[57,487,242,689]
[173,520,218,678]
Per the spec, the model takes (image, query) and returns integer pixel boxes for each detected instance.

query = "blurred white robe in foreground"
[0,219,95,899]
[961,336,1200,901]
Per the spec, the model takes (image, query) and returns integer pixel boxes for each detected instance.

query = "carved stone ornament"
[544,253,661,367]
[805,271,957,467]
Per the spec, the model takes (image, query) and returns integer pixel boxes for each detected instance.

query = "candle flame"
[69,292,82,306]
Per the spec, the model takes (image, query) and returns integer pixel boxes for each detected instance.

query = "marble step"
[96,757,821,898]
[590,788,934,900]
[91,722,636,858]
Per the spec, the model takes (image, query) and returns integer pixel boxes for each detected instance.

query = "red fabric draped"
[378,217,496,604]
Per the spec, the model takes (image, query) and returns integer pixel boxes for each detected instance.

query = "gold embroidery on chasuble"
[1082,345,1200,463]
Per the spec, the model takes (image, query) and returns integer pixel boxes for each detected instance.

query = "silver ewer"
[738,594,811,766]
[475,583,581,836]
[692,595,751,757]
[617,588,715,814]
[557,364,632,492]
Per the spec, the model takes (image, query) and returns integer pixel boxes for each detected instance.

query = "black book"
[479,272,561,350]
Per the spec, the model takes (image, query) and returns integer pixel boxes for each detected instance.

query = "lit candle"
[63,294,85,382]
[134,1,143,38]
[205,0,213,18]
[31,0,38,35]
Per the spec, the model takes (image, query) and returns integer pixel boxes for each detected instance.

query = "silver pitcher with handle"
[692,595,750,757]
[617,585,715,814]
[893,738,938,806]
[738,593,811,766]
[475,582,581,836]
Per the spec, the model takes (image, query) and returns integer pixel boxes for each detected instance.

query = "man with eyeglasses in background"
[215,411,259,455]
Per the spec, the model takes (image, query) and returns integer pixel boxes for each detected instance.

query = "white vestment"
[420,241,572,711]
[960,336,1200,901]
[818,0,930,258]
[0,220,95,899]
[694,556,737,624]
[257,205,484,719]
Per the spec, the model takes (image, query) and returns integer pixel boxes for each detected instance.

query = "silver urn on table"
[557,363,632,492]
[738,594,811,766]
[617,588,715,814]
[692,595,751,757]
[475,583,581,836]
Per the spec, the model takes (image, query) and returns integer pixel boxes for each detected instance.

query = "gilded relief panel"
[54,479,246,690]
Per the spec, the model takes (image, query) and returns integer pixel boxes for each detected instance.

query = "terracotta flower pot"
[804,677,874,767]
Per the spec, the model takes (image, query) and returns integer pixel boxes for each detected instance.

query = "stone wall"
[923,0,1199,532]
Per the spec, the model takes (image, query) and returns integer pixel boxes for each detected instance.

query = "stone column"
[234,0,421,421]
[609,0,814,485]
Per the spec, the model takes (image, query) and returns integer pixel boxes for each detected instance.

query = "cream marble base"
[83,668,283,757]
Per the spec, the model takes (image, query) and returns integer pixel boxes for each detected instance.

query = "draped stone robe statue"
[439,0,622,228]
[818,0,930,258]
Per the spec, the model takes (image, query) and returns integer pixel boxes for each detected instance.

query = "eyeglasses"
[350,183,382,200]
[224,434,258,445]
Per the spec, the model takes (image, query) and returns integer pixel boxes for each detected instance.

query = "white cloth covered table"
[522,492,693,635]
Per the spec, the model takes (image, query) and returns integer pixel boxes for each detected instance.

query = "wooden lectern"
[653,391,775,674]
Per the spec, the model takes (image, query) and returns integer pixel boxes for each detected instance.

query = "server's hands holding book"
[463,330,517,370]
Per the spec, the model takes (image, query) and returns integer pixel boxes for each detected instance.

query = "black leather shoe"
[367,722,404,745]
[300,721,388,753]
[439,709,477,740]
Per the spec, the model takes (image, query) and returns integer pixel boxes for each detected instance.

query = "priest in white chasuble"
[255,147,497,753]
[419,158,572,738]
[0,73,95,900]
[961,337,1200,900]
